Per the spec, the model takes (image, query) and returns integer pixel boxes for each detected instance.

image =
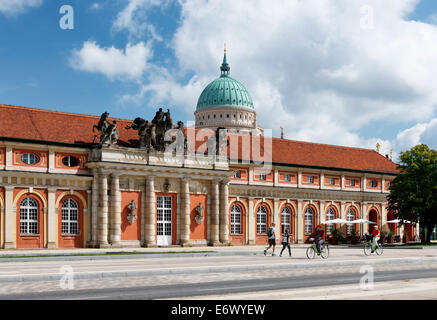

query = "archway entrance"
[368,209,378,233]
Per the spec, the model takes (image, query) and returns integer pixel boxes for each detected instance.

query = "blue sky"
[1,0,437,157]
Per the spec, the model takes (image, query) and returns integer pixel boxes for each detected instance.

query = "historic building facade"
[0,52,412,249]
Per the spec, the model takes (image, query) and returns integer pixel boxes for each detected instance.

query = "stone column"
[180,178,191,246]
[144,176,156,247]
[320,201,325,225]
[90,169,99,247]
[86,190,92,246]
[97,170,109,247]
[210,179,220,245]
[3,186,15,249]
[47,188,57,248]
[273,198,280,230]
[109,173,121,247]
[296,200,303,243]
[219,179,230,244]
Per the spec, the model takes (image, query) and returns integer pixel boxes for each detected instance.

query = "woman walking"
[280,228,292,257]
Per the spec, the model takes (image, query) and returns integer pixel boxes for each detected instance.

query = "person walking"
[280,228,292,257]
[264,222,276,256]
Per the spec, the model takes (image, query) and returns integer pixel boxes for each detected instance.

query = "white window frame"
[304,207,314,234]
[259,173,267,181]
[230,205,241,235]
[21,153,39,165]
[326,207,336,233]
[257,205,267,234]
[61,198,79,235]
[281,206,292,235]
[20,197,39,235]
[347,208,356,234]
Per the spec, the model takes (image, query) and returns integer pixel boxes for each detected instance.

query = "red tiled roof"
[0,104,399,174]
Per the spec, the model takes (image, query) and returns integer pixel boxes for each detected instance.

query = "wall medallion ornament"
[127,200,138,224]
[194,202,205,225]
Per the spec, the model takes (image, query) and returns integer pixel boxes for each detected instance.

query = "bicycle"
[364,236,383,256]
[306,238,329,259]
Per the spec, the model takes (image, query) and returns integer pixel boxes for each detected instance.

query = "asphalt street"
[1,267,437,300]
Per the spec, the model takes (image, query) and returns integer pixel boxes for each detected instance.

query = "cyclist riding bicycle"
[314,225,325,255]
[371,225,380,253]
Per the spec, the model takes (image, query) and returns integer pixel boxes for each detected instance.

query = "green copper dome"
[196,52,254,110]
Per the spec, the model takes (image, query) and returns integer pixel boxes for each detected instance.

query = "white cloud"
[89,3,102,11]
[0,0,42,15]
[395,118,437,151]
[112,0,167,41]
[135,0,437,154]
[70,41,153,81]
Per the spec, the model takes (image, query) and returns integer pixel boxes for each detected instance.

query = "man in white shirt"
[264,222,276,256]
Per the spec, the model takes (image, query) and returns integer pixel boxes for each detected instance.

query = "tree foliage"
[387,144,437,243]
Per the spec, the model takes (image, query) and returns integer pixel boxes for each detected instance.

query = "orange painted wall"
[324,176,340,187]
[189,194,207,240]
[121,191,142,241]
[253,170,273,182]
[345,177,361,190]
[15,188,46,248]
[55,152,87,170]
[229,167,249,182]
[302,173,320,186]
[12,149,48,169]
[57,194,84,248]
[278,171,297,184]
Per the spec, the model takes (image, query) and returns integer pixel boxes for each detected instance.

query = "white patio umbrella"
[323,218,348,224]
[387,219,412,224]
[349,219,376,224]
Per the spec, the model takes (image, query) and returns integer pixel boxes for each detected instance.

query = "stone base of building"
[47,242,57,249]
[3,242,16,249]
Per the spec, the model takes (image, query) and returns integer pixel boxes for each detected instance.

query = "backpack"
[267,227,273,238]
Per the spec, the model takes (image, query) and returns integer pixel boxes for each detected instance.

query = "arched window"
[347,208,356,234]
[305,207,314,234]
[61,198,79,235]
[326,207,336,233]
[257,205,267,234]
[230,205,241,235]
[281,206,292,234]
[20,197,39,234]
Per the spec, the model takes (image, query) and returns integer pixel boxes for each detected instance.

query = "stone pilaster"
[109,173,121,247]
[47,188,57,248]
[247,197,255,244]
[3,186,15,249]
[180,177,191,246]
[144,176,156,247]
[89,169,99,247]
[210,179,220,245]
[296,200,303,243]
[97,170,110,248]
[219,179,230,244]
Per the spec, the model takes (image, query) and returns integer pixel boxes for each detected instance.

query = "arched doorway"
[387,210,397,235]
[368,209,378,233]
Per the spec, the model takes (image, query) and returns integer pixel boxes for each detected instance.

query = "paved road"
[1,266,437,300]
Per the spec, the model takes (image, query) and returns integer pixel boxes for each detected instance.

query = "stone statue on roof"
[93,112,119,147]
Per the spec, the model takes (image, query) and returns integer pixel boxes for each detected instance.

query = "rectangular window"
[308,176,314,184]
[259,173,267,181]
[329,177,335,185]
[284,174,291,182]
[350,179,356,187]
[233,170,241,179]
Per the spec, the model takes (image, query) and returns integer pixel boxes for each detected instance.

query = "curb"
[1,256,437,283]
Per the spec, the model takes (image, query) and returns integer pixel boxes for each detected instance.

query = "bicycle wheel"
[306,246,316,259]
[375,244,383,256]
[364,243,372,256]
[320,245,329,259]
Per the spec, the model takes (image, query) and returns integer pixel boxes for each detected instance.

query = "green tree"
[387,144,437,243]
